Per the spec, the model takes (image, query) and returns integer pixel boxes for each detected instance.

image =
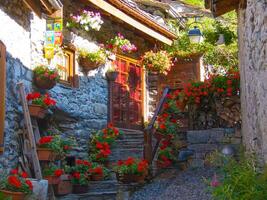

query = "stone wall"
[238,0,267,164]
[185,128,242,168]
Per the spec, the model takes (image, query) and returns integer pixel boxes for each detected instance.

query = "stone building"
[206,0,267,163]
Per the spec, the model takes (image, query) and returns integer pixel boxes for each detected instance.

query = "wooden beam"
[0,41,6,154]
[40,0,54,15]
[87,0,173,45]
[23,0,42,18]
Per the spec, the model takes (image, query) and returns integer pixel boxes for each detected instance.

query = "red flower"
[125,157,135,166]
[72,172,80,179]
[21,172,28,178]
[159,124,166,130]
[38,136,53,145]
[54,169,64,177]
[76,159,83,165]
[137,160,148,172]
[25,180,33,190]
[96,141,104,149]
[83,160,92,167]
[90,167,103,175]
[10,169,18,175]
[107,123,113,128]
[8,176,22,188]
[117,160,124,166]
[64,145,70,150]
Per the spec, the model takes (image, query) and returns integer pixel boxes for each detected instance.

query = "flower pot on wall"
[28,104,46,119]
[116,173,146,183]
[72,184,89,194]
[37,148,56,161]
[44,175,61,185]
[78,57,103,74]
[91,174,103,181]
[106,71,119,81]
[53,179,72,196]
[33,75,57,90]
[0,190,25,200]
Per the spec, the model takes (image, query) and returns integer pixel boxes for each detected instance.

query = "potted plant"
[26,92,56,118]
[106,33,137,54]
[53,173,72,196]
[33,65,60,90]
[89,163,107,181]
[89,141,111,167]
[157,146,175,169]
[142,50,172,75]
[0,169,33,200]
[67,10,103,32]
[78,48,107,73]
[70,159,92,194]
[36,135,72,161]
[113,157,148,183]
[105,66,119,82]
[43,166,64,185]
[154,118,178,141]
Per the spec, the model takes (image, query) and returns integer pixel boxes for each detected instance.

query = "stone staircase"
[58,128,144,200]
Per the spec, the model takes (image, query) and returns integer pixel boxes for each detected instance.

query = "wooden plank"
[0,41,6,154]
[17,82,42,179]
[23,0,42,18]
[40,0,54,15]
[87,0,173,45]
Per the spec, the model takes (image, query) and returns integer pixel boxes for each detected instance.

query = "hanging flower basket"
[79,57,103,72]
[28,104,47,119]
[33,76,57,90]
[106,71,119,81]
[0,190,25,200]
[72,184,89,194]
[37,148,56,161]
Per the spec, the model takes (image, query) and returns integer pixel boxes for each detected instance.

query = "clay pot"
[44,175,61,185]
[116,173,146,183]
[33,75,57,90]
[91,174,104,181]
[105,71,119,81]
[37,148,56,161]
[78,57,103,74]
[28,104,46,119]
[72,184,89,194]
[0,190,25,200]
[53,176,72,196]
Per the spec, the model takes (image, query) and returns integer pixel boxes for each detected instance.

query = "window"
[0,41,6,153]
[51,47,79,87]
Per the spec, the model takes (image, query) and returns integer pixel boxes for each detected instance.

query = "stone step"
[88,180,118,192]
[58,191,117,200]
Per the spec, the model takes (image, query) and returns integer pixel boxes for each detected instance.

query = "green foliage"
[78,48,107,63]
[209,153,267,200]
[180,0,204,7]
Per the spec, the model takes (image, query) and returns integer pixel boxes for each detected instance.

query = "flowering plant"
[33,65,60,82]
[90,141,111,162]
[67,10,103,31]
[0,169,33,194]
[43,165,64,177]
[78,48,107,64]
[113,157,148,176]
[157,140,175,168]
[107,33,137,53]
[27,92,56,108]
[37,135,73,157]
[142,50,173,74]
[156,113,180,137]
[89,163,109,178]
[69,159,92,185]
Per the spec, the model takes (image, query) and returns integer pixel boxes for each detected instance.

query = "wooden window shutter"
[0,41,6,153]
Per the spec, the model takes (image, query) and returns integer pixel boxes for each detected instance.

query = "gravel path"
[130,168,215,200]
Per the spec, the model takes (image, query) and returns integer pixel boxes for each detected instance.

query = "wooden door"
[0,41,6,153]
[111,56,143,130]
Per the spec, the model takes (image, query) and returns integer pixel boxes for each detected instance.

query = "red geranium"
[54,169,64,177]
[27,92,56,108]
[8,176,22,188]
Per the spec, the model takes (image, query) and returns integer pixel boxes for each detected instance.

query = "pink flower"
[210,173,220,187]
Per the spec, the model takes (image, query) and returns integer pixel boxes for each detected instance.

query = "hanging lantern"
[188,26,203,44]
[221,145,234,157]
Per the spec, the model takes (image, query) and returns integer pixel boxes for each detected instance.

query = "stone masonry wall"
[186,128,242,168]
[238,0,267,164]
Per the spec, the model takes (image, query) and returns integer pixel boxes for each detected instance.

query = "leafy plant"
[0,169,33,194]
[157,140,176,168]
[106,33,137,53]
[69,160,92,185]
[142,50,173,74]
[113,157,148,176]
[33,65,60,82]
[78,48,107,64]
[43,165,64,177]
[27,92,56,108]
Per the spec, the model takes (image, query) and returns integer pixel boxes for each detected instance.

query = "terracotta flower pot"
[33,75,57,90]
[0,190,26,200]
[44,175,61,185]
[116,173,146,183]
[72,184,89,194]
[37,148,56,161]
[78,57,103,74]
[91,174,104,181]
[53,178,72,196]
[106,71,119,81]
[28,104,47,119]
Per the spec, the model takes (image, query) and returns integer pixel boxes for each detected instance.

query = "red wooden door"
[111,56,143,130]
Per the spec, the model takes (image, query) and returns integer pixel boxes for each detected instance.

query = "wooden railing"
[143,87,170,164]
